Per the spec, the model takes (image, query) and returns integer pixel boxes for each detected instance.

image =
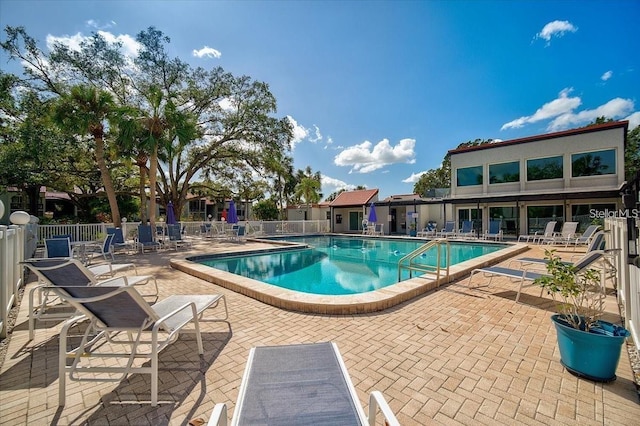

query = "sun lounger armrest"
[368,391,399,426]
[207,403,228,426]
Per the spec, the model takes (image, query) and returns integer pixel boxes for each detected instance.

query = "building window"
[572,203,616,230]
[489,161,519,184]
[527,156,563,181]
[526,205,564,234]
[571,149,616,177]
[489,206,519,235]
[456,166,483,187]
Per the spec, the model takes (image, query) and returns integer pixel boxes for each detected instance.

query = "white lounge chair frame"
[207,342,399,426]
[22,258,158,340]
[49,285,229,407]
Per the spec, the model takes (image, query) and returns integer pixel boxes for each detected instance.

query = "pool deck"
[1,237,638,425]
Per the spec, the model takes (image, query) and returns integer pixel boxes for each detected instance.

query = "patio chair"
[437,221,457,238]
[136,224,162,253]
[106,227,134,254]
[518,220,557,243]
[49,285,229,406]
[361,219,369,235]
[484,220,503,241]
[44,237,74,258]
[457,220,475,239]
[467,250,604,303]
[545,221,579,247]
[206,342,399,426]
[22,257,158,340]
[569,224,600,250]
[83,233,116,263]
[167,223,193,250]
[417,222,437,238]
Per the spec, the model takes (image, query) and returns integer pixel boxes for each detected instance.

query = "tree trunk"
[24,185,40,216]
[148,144,158,228]
[94,135,121,226]
[138,165,147,222]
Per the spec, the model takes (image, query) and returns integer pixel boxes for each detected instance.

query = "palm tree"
[294,177,322,220]
[53,85,122,225]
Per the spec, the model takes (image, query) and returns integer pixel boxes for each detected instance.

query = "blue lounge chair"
[45,237,73,258]
[457,220,475,239]
[484,220,503,241]
[468,250,604,303]
[136,224,162,253]
[167,223,193,249]
[207,342,398,425]
[438,221,457,238]
[106,227,133,254]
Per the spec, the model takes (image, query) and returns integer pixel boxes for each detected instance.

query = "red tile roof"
[448,120,629,155]
[330,189,379,207]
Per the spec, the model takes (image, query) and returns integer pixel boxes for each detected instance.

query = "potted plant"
[535,250,630,382]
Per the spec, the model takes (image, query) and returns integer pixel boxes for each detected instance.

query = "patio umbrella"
[228,200,238,224]
[166,201,177,225]
[367,202,377,223]
[221,209,227,221]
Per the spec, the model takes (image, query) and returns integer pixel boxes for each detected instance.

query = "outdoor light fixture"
[0,200,5,220]
[10,211,31,225]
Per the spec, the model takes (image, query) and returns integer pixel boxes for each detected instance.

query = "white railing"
[605,217,640,351]
[0,225,25,338]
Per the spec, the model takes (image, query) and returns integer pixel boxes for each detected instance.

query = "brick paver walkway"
[1,239,638,425]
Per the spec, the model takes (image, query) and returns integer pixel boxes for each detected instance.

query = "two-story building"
[446,120,628,237]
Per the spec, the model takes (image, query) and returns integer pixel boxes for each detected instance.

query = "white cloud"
[501,88,581,130]
[86,19,116,30]
[46,30,141,58]
[192,46,221,59]
[334,138,416,173]
[402,171,428,183]
[601,70,613,81]
[286,116,309,149]
[309,125,322,142]
[625,111,640,130]
[548,97,634,131]
[219,98,235,111]
[535,20,577,45]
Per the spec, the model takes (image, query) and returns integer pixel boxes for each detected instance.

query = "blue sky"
[1,0,639,200]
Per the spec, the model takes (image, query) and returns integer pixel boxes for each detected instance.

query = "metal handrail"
[397,238,451,287]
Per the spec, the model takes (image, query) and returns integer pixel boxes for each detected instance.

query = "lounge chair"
[468,250,604,303]
[48,285,228,406]
[167,223,193,250]
[437,221,457,238]
[207,342,399,426]
[457,220,475,239]
[545,221,579,247]
[484,220,503,241]
[44,237,74,259]
[518,220,557,243]
[569,224,600,250]
[361,219,369,235]
[511,231,606,268]
[417,222,437,238]
[136,224,162,253]
[106,227,134,254]
[22,257,158,340]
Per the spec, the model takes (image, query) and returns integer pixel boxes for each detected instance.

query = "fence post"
[0,226,8,338]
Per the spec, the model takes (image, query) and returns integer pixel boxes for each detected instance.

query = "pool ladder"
[397,238,451,287]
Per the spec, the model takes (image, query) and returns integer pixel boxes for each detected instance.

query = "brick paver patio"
[1,239,638,425]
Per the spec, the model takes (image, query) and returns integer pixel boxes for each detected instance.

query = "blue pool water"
[193,236,507,296]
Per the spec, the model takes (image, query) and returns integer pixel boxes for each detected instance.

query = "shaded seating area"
[467,250,604,303]
[48,285,229,406]
[207,342,398,425]
[22,258,158,339]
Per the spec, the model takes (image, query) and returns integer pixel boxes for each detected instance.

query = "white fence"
[605,217,640,351]
[0,225,26,338]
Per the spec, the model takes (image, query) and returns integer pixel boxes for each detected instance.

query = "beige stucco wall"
[450,126,625,197]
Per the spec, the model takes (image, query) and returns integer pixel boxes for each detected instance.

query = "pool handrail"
[397,238,451,287]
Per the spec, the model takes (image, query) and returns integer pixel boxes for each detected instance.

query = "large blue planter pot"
[551,314,630,382]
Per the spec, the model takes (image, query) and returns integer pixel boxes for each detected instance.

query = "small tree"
[534,250,604,331]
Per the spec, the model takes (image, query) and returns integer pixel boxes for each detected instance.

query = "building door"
[457,208,483,235]
[390,208,397,233]
[349,211,363,231]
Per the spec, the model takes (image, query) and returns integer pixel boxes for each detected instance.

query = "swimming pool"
[191,236,508,296]
[172,236,527,314]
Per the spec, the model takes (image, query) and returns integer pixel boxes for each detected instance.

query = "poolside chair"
[417,222,437,238]
[44,237,74,258]
[468,250,604,303]
[206,342,399,426]
[49,285,229,406]
[22,257,158,340]
[457,220,475,239]
[518,220,557,243]
[200,223,212,238]
[484,220,503,241]
[83,233,115,263]
[545,221,579,247]
[437,221,457,238]
[569,224,600,250]
[136,224,162,253]
[167,223,193,250]
[361,219,369,235]
[107,227,134,254]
